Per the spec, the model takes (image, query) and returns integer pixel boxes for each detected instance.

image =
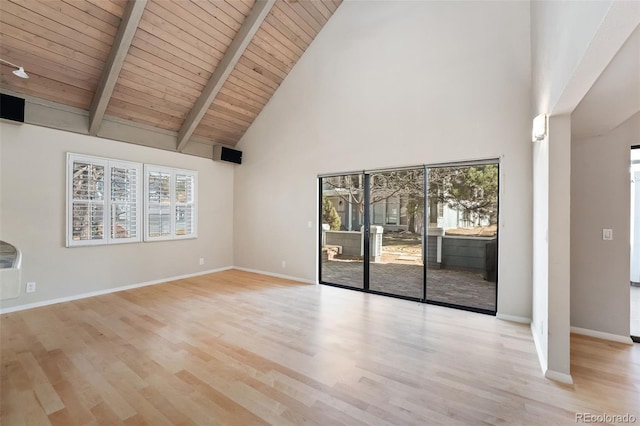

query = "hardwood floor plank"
[136,385,190,425]
[175,369,270,425]
[1,270,639,425]
[17,353,64,415]
[89,401,125,425]
[49,381,94,425]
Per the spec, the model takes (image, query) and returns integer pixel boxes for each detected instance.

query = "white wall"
[532,126,549,371]
[531,0,612,115]
[546,114,572,379]
[531,114,573,380]
[0,122,234,310]
[530,0,639,379]
[632,155,640,284]
[234,1,532,319]
[529,0,619,382]
[571,113,639,338]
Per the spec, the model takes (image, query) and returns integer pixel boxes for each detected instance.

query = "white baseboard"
[496,313,531,324]
[530,324,575,384]
[544,369,574,384]
[0,266,233,314]
[232,266,316,285]
[530,323,548,374]
[570,326,634,345]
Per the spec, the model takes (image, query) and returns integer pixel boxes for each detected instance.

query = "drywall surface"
[531,0,612,114]
[0,122,234,310]
[546,114,572,379]
[528,0,638,380]
[532,132,549,371]
[532,115,573,381]
[632,151,640,284]
[571,113,639,337]
[234,1,532,319]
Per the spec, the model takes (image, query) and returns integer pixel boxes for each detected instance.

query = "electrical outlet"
[307,221,312,228]
[281,260,286,269]
[602,229,613,240]
[199,258,205,265]
[26,282,36,293]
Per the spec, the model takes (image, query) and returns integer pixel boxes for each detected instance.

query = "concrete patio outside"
[320,259,496,311]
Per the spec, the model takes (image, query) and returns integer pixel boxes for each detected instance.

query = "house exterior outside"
[323,179,493,235]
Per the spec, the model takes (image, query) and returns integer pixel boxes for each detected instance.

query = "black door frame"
[318,160,499,316]
[631,145,639,343]
[363,173,371,291]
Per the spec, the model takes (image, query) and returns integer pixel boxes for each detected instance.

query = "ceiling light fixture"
[0,58,29,79]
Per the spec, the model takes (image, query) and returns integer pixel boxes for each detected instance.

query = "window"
[144,165,197,241]
[386,197,399,225]
[67,153,142,247]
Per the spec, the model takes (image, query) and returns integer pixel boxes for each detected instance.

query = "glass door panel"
[319,162,499,315]
[319,174,365,289]
[426,164,498,312]
[368,169,425,299]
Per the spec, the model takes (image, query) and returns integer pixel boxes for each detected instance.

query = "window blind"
[144,165,197,241]
[67,154,142,247]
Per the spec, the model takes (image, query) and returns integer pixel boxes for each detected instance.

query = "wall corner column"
[546,114,573,383]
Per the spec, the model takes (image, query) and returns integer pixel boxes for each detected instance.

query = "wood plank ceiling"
[0,0,342,152]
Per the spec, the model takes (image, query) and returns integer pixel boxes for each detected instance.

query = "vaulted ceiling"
[0,0,342,155]
[572,24,640,139]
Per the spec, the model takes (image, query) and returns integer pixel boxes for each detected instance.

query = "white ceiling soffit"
[572,25,640,139]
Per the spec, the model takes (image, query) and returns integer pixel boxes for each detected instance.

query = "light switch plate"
[602,229,613,240]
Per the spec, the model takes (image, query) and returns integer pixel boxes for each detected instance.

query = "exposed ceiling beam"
[88,0,147,135]
[1,88,214,159]
[176,0,276,152]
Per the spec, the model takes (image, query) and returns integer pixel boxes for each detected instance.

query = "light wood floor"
[1,270,638,425]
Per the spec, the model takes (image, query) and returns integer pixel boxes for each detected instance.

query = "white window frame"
[66,153,142,247]
[144,164,197,242]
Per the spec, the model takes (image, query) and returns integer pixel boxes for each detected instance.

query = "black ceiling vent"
[0,94,25,123]
[213,145,242,165]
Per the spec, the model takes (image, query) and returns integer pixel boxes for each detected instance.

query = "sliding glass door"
[319,173,364,289]
[425,164,498,312]
[319,161,499,314]
[368,169,425,299]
